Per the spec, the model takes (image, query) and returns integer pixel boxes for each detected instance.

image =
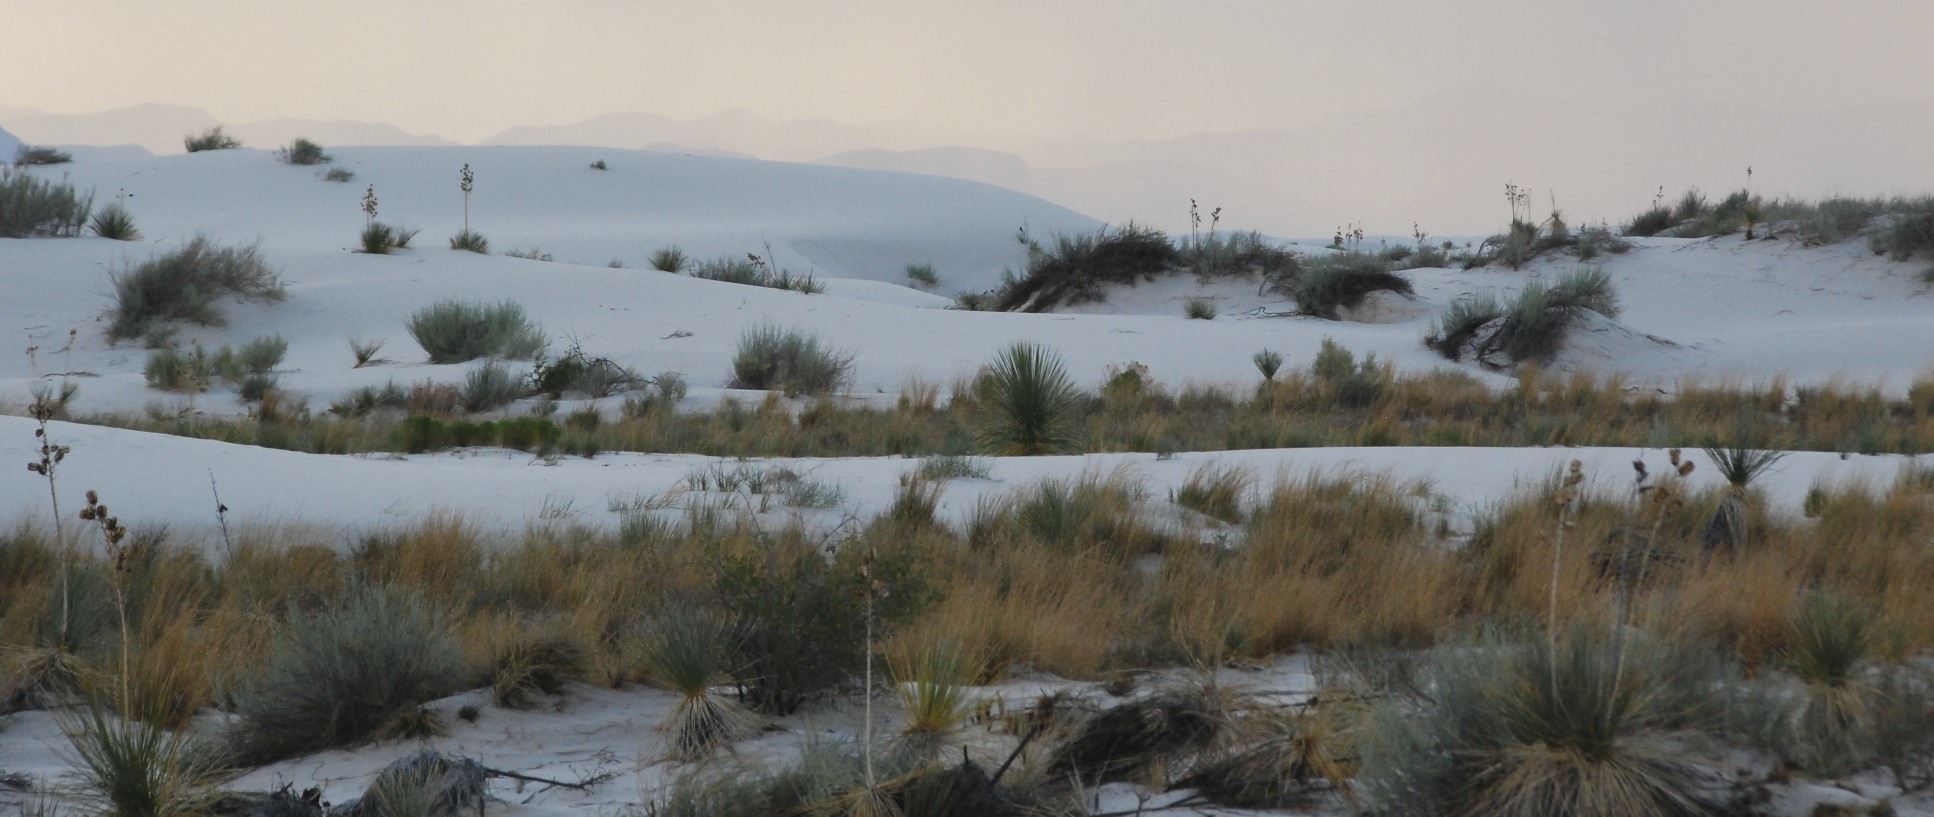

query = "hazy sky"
[8,0,1932,144]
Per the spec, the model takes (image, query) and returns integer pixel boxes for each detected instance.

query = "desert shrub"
[1424,292,1505,360]
[905,262,940,289]
[0,167,93,237]
[997,223,1178,312]
[107,237,284,341]
[1310,338,1385,408]
[503,247,551,261]
[1183,297,1217,320]
[1179,230,1298,279]
[1424,267,1616,367]
[1575,228,1630,258]
[14,146,72,166]
[1360,625,1722,817]
[649,246,691,273]
[228,583,464,763]
[182,127,239,153]
[890,638,977,764]
[1736,590,1892,777]
[405,300,547,364]
[322,167,354,183]
[1173,464,1250,524]
[1289,252,1413,319]
[714,534,928,715]
[916,455,990,481]
[64,698,221,817]
[1249,349,1285,383]
[236,335,287,375]
[622,372,689,416]
[448,229,488,254]
[728,325,852,396]
[496,417,559,451]
[690,255,821,293]
[274,138,329,166]
[89,203,139,240]
[528,342,641,398]
[643,612,761,760]
[1882,212,1934,261]
[1670,188,1708,225]
[459,362,527,412]
[975,342,1083,455]
[359,223,418,254]
[490,632,585,710]
[143,347,212,392]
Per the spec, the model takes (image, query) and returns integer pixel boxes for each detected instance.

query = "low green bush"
[0,167,92,237]
[1289,252,1413,319]
[275,138,329,166]
[108,237,283,341]
[728,325,852,396]
[13,146,72,166]
[998,223,1178,312]
[183,127,240,153]
[228,583,464,763]
[405,300,547,364]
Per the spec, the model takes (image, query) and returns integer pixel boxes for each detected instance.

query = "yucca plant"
[889,639,977,767]
[1700,445,1785,551]
[90,203,140,241]
[1251,349,1283,381]
[975,342,1082,455]
[1775,589,1883,775]
[642,611,761,761]
[649,246,692,273]
[1360,625,1720,817]
[63,698,221,817]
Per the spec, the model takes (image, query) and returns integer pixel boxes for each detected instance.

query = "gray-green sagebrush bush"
[107,237,284,342]
[228,583,463,763]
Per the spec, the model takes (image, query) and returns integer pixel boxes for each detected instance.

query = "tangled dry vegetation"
[72,363,1934,461]
[6,442,1934,814]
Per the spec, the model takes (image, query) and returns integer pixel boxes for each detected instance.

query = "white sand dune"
[4,146,1934,817]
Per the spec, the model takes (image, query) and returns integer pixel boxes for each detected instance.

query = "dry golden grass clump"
[8,446,1934,815]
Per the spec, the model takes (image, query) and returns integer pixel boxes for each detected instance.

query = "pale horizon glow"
[7,1,1934,235]
[8,1,1932,143]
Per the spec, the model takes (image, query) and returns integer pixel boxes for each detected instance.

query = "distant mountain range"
[0,104,455,155]
[6,94,1931,237]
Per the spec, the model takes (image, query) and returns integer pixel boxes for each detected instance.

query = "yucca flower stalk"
[459,164,474,235]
